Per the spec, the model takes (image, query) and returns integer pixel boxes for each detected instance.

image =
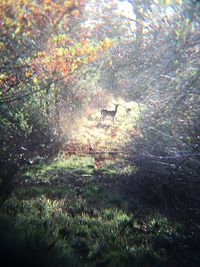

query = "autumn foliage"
[0,0,112,98]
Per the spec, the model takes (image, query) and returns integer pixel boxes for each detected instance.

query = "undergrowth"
[1,156,199,267]
[1,196,180,267]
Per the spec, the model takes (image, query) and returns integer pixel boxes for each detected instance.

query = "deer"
[100,104,119,123]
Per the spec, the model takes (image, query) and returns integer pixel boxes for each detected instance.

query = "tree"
[0,0,113,164]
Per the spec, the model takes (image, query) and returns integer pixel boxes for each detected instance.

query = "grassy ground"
[64,99,142,151]
[1,154,199,267]
[0,100,199,266]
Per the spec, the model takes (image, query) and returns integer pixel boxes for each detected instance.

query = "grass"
[22,155,95,181]
[0,197,180,267]
[0,147,181,267]
[100,158,136,176]
[2,153,200,267]
[19,152,136,192]
[13,155,128,214]
[64,99,143,152]
[1,98,199,266]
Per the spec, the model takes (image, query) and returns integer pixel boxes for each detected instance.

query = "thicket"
[0,0,200,266]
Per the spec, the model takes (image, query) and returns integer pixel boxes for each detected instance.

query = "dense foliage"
[0,0,200,266]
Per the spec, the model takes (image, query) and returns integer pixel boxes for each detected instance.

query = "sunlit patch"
[61,94,143,171]
[65,97,141,149]
[166,6,175,18]
[116,0,135,20]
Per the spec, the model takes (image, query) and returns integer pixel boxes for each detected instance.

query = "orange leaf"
[25,71,30,78]
[80,39,86,45]
[71,9,79,17]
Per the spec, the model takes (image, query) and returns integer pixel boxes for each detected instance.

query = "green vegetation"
[1,156,200,267]
[0,197,181,267]
[0,0,200,266]
[22,155,95,181]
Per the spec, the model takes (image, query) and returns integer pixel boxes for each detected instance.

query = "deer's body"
[101,104,119,123]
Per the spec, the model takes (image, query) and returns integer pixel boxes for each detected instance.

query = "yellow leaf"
[56,49,63,56]
[33,77,38,83]
[71,63,77,72]
[101,37,112,50]
[15,27,20,34]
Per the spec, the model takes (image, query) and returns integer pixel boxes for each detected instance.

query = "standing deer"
[100,104,119,123]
